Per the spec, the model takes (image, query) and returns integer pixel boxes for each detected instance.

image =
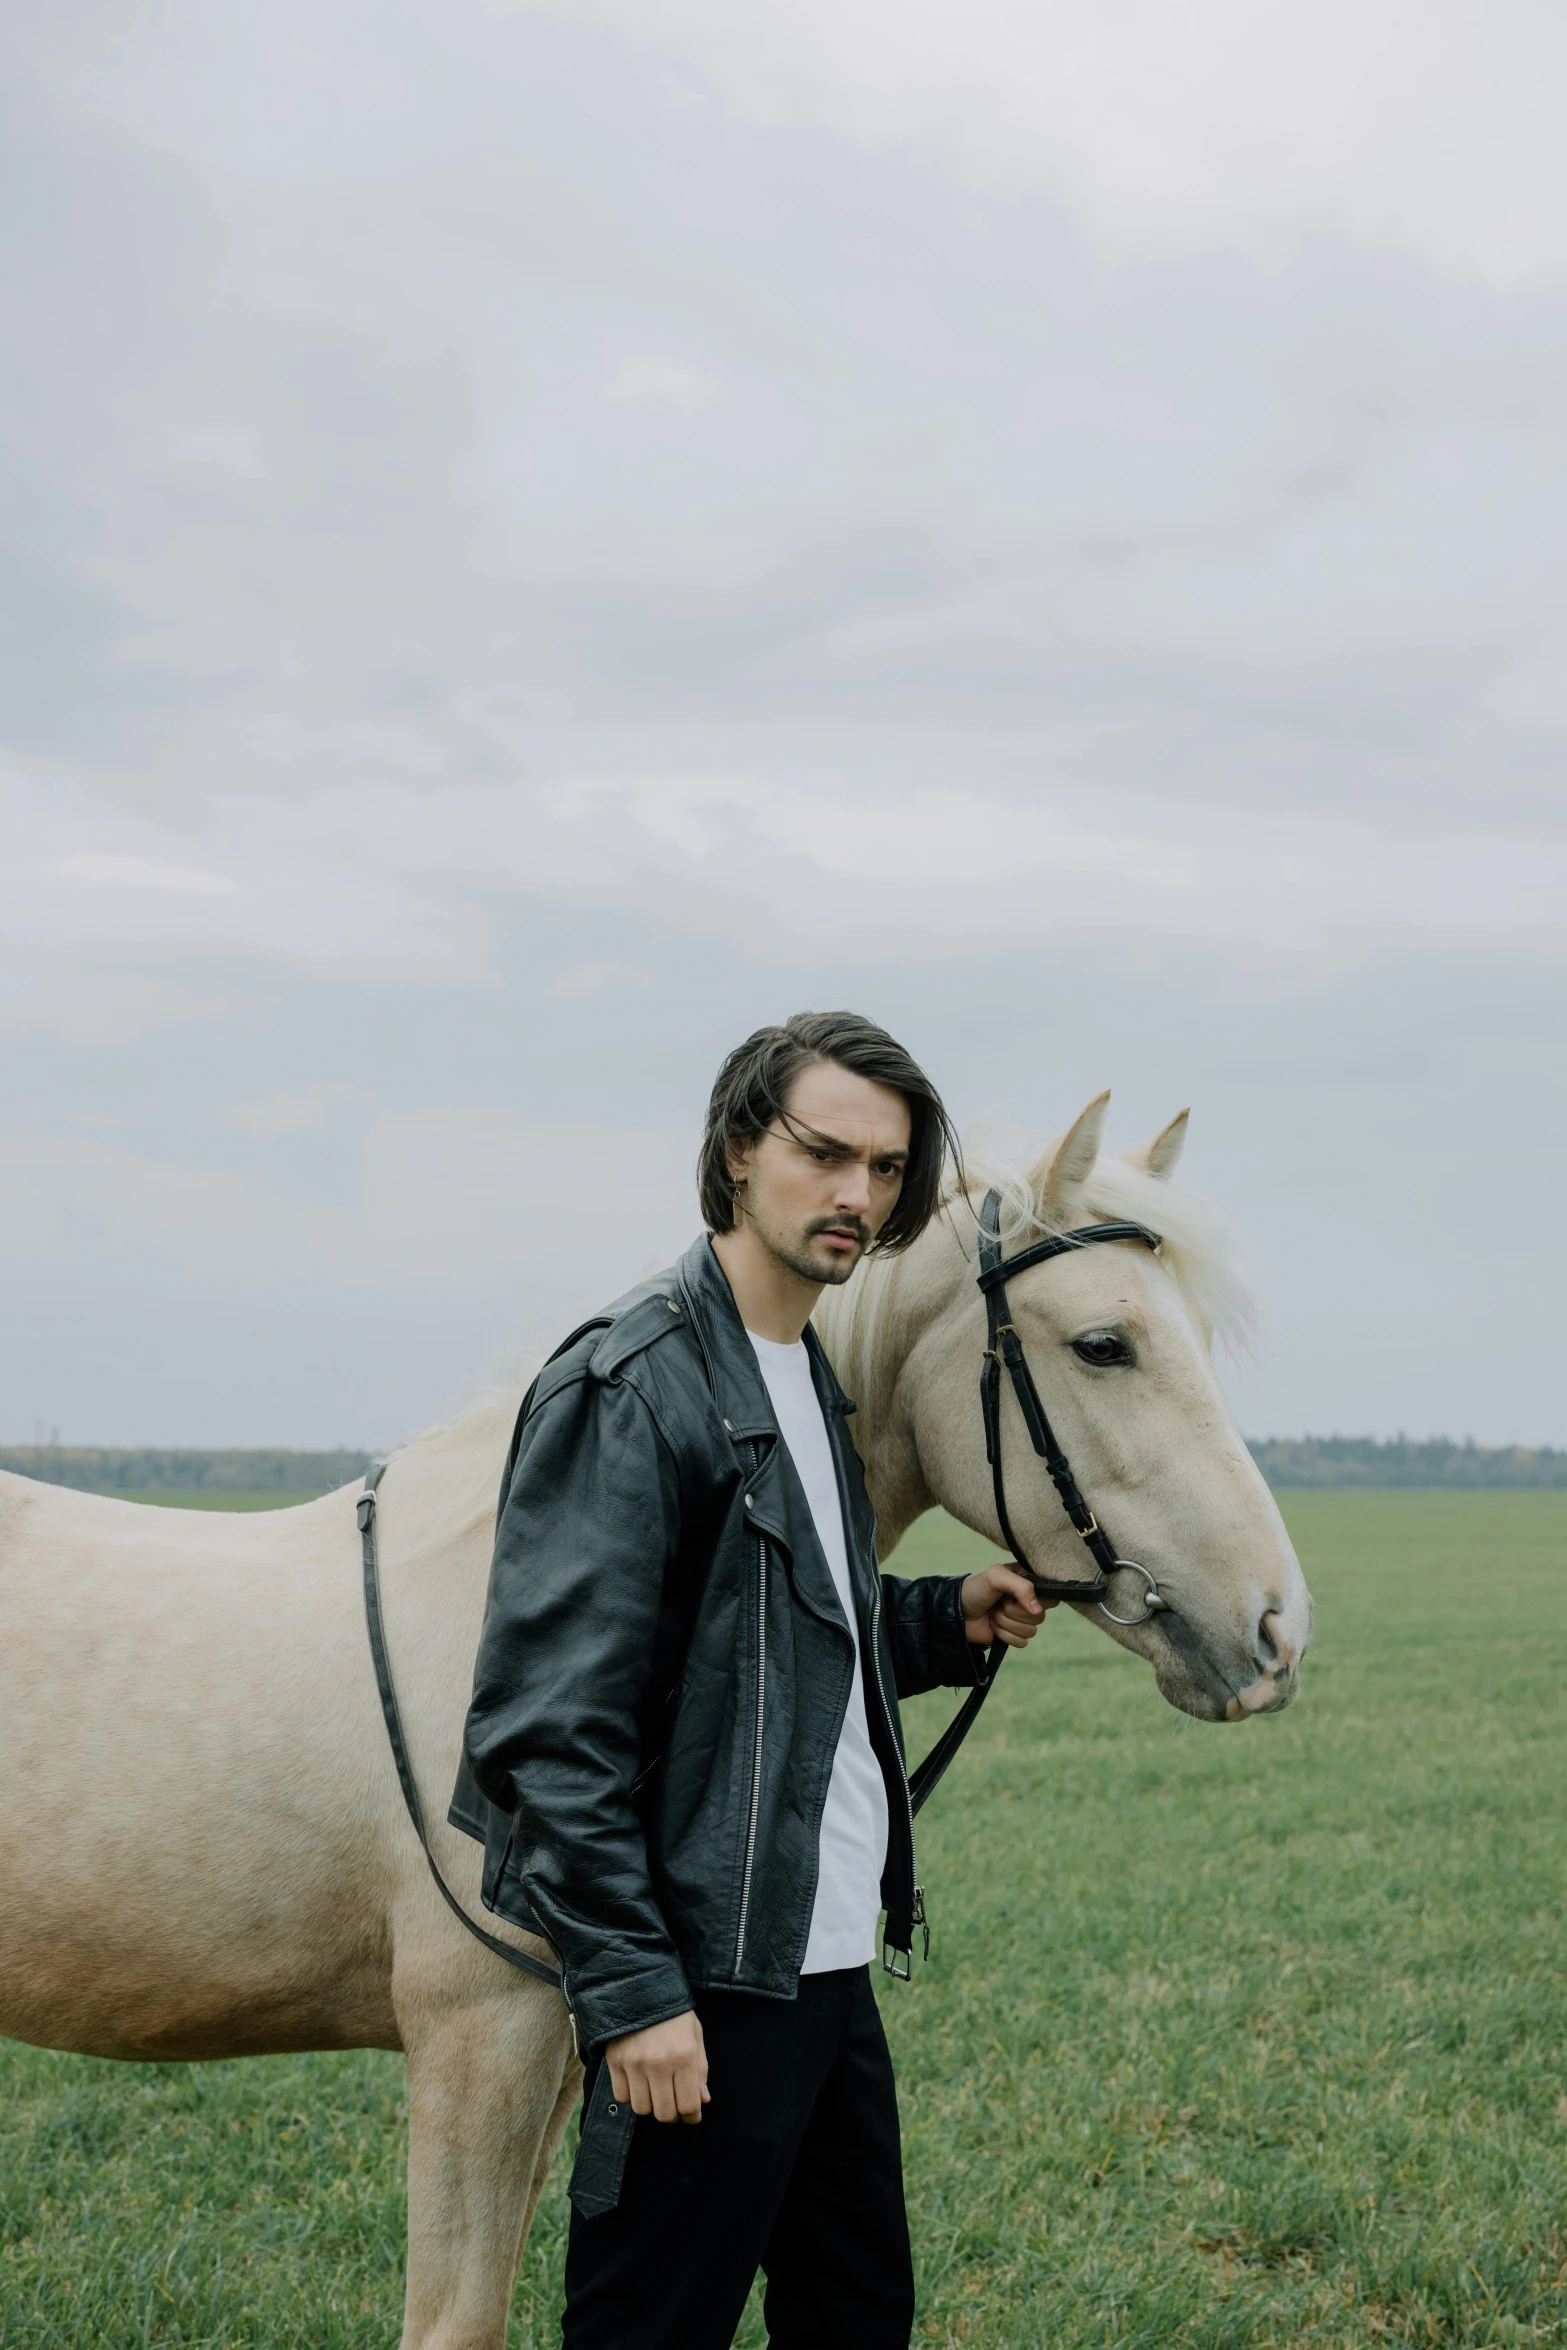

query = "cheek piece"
[906,1189,1167,1816]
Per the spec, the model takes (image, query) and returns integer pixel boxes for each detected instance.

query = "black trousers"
[561,1965,914,2350]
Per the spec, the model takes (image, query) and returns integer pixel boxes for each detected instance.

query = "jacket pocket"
[568,2058,638,2219]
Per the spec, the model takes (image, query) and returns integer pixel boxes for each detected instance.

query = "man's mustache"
[805,1217,870,1247]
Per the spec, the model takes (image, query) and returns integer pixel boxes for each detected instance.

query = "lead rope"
[358,1466,563,1992]
[906,1647,1005,1816]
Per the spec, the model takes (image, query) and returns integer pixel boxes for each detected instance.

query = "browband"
[975,1218,1161,1293]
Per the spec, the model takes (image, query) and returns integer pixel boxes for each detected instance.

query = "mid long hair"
[698,1011,961,1255]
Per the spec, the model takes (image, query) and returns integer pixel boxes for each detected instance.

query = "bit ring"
[1097,1558,1167,1626]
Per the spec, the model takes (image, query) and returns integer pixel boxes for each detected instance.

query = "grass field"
[1,1493,1563,2347]
[112,1492,323,1512]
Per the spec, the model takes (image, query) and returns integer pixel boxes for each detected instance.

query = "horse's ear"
[1028,1091,1110,1216]
[1123,1108,1189,1181]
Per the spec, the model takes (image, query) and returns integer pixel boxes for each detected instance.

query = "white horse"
[0,1096,1310,2350]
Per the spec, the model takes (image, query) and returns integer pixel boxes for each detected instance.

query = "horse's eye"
[1072,1331,1134,1367]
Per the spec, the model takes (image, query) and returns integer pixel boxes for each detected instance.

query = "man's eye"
[1071,1331,1135,1368]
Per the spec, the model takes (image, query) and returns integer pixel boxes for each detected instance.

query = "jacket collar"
[673,1231,781,1439]
[673,1232,858,1440]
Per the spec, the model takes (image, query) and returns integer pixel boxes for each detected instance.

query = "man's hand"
[961,1563,1056,1648]
[606,2010,710,2125]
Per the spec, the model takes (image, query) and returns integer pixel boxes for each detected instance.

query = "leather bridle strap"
[359,1465,563,1991]
[906,1192,1163,1818]
[977,1194,1160,1599]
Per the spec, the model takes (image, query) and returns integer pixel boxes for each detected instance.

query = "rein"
[358,1464,563,1991]
[907,1189,1169,1815]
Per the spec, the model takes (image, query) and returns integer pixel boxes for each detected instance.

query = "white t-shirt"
[745,1330,890,1974]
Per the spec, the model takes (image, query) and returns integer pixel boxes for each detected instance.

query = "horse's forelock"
[1078,1157,1260,1358]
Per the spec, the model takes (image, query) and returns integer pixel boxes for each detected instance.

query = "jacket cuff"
[932,1573,989,1688]
[565,1959,695,2056]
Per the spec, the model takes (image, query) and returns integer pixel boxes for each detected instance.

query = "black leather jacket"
[449,1232,984,2052]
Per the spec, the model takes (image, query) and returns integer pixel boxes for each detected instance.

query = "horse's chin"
[1140,1611,1295,1724]
[1153,1664,1234,1723]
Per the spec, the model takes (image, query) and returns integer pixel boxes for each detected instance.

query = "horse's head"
[817,1092,1311,1723]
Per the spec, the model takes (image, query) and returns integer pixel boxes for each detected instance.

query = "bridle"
[977,1187,1170,1628]
[907,1188,1171,1815]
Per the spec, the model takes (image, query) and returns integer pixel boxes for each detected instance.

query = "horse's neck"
[814,1253,938,1558]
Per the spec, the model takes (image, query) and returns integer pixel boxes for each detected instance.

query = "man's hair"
[698,1011,960,1255]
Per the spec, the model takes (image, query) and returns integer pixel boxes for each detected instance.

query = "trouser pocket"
[568,2057,638,2219]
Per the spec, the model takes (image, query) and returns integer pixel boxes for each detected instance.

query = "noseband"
[977,1188,1169,1628]
[907,1188,1170,1816]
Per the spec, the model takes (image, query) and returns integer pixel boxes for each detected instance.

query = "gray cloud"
[1,0,1563,1447]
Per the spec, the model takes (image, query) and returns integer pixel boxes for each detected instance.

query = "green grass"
[2,1495,1563,2347]
[111,1492,324,1511]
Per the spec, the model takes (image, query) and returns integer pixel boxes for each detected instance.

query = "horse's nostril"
[1254,1607,1300,1679]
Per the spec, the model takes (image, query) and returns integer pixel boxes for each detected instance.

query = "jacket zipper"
[865,1572,921,1954]
[819,1384,915,1898]
[733,1530,767,1971]
[815,1375,922,1968]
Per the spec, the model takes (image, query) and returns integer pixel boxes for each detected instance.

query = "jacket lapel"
[675,1234,787,1541]
[675,1235,855,1635]
[804,1324,882,1624]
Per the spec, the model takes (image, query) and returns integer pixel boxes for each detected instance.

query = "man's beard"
[765,1214,871,1288]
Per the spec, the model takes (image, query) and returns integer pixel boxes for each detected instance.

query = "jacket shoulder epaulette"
[523,1278,686,1418]
[589,1284,690,1381]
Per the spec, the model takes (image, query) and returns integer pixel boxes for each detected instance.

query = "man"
[453,1012,1048,2349]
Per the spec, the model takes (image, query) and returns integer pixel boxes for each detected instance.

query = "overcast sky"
[3,0,1564,1450]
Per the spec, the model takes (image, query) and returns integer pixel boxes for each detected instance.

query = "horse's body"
[0,1431,574,2347]
[0,1098,1310,2349]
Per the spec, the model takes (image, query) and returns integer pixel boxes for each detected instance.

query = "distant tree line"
[3,1436,1564,1495]
[0,1447,373,1495]
[1245,1436,1567,1489]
